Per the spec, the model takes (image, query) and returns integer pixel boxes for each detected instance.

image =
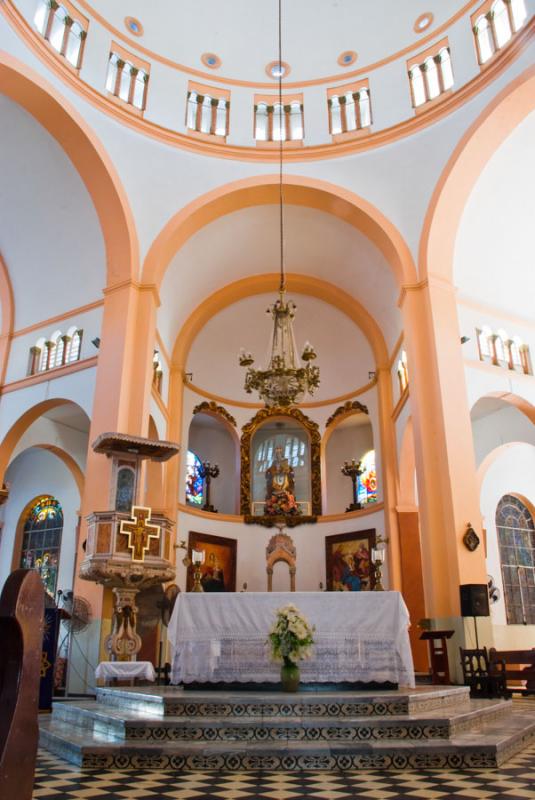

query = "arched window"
[344,92,357,131]
[107,51,149,111]
[424,56,440,99]
[409,65,426,107]
[511,0,527,29]
[477,326,493,362]
[496,495,535,624]
[438,48,454,89]
[186,88,230,137]
[152,350,163,393]
[186,450,204,506]
[66,327,83,363]
[19,495,63,598]
[357,450,377,505]
[34,2,87,69]
[494,329,508,366]
[492,0,512,47]
[397,350,409,393]
[359,88,371,127]
[474,14,495,63]
[254,96,304,142]
[115,466,136,512]
[329,96,342,135]
[255,435,306,474]
[200,95,213,134]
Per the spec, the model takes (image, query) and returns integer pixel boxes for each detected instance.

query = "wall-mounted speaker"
[460,583,490,617]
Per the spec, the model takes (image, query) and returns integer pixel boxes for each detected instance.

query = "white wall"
[325,421,374,514]
[472,404,535,466]
[479,442,535,647]
[188,415,239,514]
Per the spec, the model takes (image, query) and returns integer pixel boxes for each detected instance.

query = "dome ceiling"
[83,0,467,85]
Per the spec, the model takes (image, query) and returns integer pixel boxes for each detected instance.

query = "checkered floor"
[32,744,535,800]
[34,699,535,800]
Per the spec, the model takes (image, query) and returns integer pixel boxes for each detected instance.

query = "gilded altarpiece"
[241,407,321,527]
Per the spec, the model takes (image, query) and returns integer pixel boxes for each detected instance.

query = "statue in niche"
[265,446,300,517]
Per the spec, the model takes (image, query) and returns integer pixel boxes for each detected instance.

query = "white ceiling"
[454,110,535,317]
[86,0,464,84]
[187,292,375,402]
[0,96,106,330]
[158,204,401,356]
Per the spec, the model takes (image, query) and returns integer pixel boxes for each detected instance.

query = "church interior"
[0,0,534,798]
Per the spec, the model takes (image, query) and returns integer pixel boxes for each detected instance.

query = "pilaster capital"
[104,279,161,307]
[398,274,457,308]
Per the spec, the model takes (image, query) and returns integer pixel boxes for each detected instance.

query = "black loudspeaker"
[460,583,490,617]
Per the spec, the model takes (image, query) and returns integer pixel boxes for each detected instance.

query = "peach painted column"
[74,281,159,617]
[376,366,402,591]
[397,507,429,672]
[400,276,487,620]
[163,366,184,525]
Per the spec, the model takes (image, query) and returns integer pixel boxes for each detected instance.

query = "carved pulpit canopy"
[241,407,321,527]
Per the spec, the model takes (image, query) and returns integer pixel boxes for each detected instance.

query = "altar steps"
[39,687,535,771]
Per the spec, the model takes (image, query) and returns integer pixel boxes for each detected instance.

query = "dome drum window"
[254,95,304,144]
[397,350,409,394]
[34,0,88,69]
[27,327,83,376]
[106,45,149,112]
[186,84,230,139]
[408,40,454,109]
[152,350,163,394]
[328,81,372,139]
[472,0,527,65]
[476,326,531,374]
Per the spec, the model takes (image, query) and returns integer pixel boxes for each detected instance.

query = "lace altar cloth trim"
[168,591,414,687]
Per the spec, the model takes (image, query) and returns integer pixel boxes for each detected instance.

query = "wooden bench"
[488,648,535,697]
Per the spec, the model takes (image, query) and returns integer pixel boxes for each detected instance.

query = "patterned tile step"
[94,684,471,717]
[38,707,535,771]
[50,697,511,742]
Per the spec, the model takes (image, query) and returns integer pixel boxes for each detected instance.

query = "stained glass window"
[186,450,204,506]
[19,496,63,598]
[115,466,135,512]
[357,449,377,505]
[496,495,535,624]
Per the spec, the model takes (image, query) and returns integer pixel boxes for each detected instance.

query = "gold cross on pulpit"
[120,506,161,562]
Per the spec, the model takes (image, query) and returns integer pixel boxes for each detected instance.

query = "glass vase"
[280,658,300,692]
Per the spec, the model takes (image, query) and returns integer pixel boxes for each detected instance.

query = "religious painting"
[241,407,322,527]
[325,529,376,591]
[187,531,237,592]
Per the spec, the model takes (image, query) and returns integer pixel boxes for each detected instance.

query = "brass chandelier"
[239,0,320,408]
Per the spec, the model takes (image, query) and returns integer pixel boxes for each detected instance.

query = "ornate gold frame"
[240,406,321,527]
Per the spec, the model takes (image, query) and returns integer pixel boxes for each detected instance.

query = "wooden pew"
[488,648,535,697]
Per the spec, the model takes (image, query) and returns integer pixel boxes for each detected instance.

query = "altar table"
[168,592,415,687]
[95,660,156,683]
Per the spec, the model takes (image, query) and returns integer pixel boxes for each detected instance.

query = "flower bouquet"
[268,604,314,691]
[265,491,302,516]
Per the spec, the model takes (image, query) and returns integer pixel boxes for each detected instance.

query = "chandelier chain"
[278,0,285,293]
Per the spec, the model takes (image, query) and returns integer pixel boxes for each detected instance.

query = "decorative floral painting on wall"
[187,531,237,592]
[325,529,376,591]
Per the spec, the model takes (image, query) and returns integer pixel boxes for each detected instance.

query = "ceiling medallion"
[124,16,143,37]
[201,52,222,69]
[266,60,291,80]
[413,13,434,33]
[338,50,358,67]
[239,1,320,409]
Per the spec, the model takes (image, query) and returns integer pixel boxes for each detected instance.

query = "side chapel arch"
[266,532,296,592]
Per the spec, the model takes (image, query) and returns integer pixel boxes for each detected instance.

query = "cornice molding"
[0,355,98,394]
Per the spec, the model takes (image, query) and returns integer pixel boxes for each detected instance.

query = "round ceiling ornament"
[265,60,291,79]
[124,16,144,37]
[413,13,434,33]
[337,51,358,67]
[201,53,222,69]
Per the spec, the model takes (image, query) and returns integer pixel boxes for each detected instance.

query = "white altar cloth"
[168,592,414,687]
[95,661,156,682]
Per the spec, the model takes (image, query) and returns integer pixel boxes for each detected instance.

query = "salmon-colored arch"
[172,273,389,371]
[33,444,85,499]
[0,52,138,287]
[420,65,535,282]
[0,398,73,482]
[0,250,14,385]
[471,391,535,425]
[143,175,417,290]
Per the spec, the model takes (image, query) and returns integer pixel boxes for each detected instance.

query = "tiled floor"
[32,743,535,800]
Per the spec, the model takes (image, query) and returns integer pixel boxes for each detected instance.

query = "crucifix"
[119,506,161,561]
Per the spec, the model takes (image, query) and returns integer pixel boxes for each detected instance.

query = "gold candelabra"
[371,535,388,591]
[191,549,205,592]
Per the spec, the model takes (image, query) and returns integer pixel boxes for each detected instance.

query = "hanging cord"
[278,0,285,294]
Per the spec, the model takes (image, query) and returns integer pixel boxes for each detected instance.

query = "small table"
[95,661,156,684]
[419,630,455,684]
